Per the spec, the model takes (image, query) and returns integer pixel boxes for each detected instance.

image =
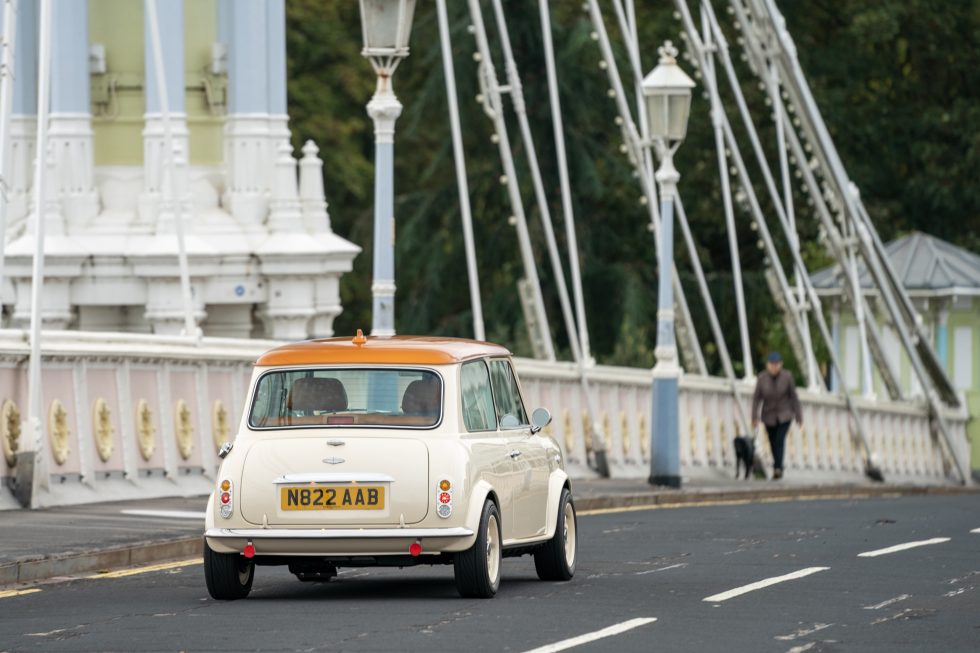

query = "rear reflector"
[409,541,422,557]
[243,542,255,559]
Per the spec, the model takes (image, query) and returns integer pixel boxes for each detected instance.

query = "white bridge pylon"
[437,0,969,483]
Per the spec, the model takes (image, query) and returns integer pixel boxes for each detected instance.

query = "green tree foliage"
[285,0,979,374]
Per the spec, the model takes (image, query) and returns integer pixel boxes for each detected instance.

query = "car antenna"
[352,329,367,346]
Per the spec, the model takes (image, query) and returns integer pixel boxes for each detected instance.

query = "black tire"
[454,500,502,598]
[204,540,254,600]
[534,488,576,581]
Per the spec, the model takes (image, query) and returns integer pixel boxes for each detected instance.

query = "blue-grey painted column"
[226,0,267,114]
[50,0,88,112]
[144,0,184,115]
[12,0,37,114]
[223,0,271,228]
[265,0,286,116]
[649,153,681,488]
[46,0,97,228]
[830,298,841,392]
[935,306,949,372]
[367,85,402,336]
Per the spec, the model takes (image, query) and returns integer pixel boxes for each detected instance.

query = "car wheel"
[453,499,501,598]
[533,488,576,581]
[204,540,254,600]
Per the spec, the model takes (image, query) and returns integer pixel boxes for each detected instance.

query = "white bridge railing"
[0,332,969,508]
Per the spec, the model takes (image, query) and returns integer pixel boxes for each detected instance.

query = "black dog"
[733,435,755,479]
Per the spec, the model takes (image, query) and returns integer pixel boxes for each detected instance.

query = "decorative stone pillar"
[299,140,330,232]
[267,142,303,233]
[311,275,341,337]
[49,0,98,228]
[256,275,315,340]
[140,0,188,232]
[144,278,206,336]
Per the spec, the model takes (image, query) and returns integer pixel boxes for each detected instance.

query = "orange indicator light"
[220,480,231,491]
[439,480,451,491]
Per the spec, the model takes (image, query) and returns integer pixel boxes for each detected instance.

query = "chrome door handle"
[508,449,522,459]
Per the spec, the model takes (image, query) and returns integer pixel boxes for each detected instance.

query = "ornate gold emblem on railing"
[212,400,230,451]
[48,399,71,465]
[175,399,194,460]
[1,399,20,468]
[561,408,573,456]
[136,399,155,461]
[581,410,592,452]
[92,398,114,462]
[620,412,630,457]
[638,413,649,458]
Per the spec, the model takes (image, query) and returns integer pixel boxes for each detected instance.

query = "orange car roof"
[255,334,513,367]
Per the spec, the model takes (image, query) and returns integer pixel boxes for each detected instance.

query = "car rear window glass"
[249,368,442,429]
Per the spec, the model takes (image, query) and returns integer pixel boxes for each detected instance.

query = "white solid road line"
[703,567,830,603]
[857,537,950,558]
[120,509,206,520]
[520,617,657,653]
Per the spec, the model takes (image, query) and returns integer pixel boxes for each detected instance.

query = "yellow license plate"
[280,485,385,511]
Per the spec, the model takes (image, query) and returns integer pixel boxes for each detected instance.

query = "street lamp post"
[642,41,695,488]
[359,0,417,336]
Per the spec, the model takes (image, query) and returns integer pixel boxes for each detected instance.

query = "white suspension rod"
[24,0,51,503]
[466,0,555,361]
[0,0,17,317]
[538,0,590,364]
[146,0,196,339]
[436,0,485,342]
[699,3,753,379]
[490,0,581,365]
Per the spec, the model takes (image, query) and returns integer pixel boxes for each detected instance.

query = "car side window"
[460,360,496,432]
[488,359,528,428]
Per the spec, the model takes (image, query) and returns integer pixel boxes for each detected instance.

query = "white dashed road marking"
[857,537,950,558]
[703,567,830,603]
[971,528,980,534]
[520,617,657,653]
[775,623,832,641]
[863,594,910,610]
[120,509,206,520]
[635,563,688,575]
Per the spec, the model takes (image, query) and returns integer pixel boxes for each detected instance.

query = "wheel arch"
[543,470,571,540]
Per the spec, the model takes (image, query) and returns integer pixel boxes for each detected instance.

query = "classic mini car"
[204,331,577,599]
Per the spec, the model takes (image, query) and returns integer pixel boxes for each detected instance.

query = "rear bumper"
[204,526,475,556]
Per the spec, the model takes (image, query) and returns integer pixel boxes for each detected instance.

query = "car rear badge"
[326,440,345,447]
[322,457,345,465]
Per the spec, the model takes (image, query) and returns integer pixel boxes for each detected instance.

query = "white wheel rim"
[238,563,251,585]
[563,503,576,568]
[486,513,500,584]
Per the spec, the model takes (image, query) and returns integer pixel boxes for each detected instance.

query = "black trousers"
[765,421,791,470]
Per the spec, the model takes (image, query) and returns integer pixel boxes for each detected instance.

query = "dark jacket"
[751,369,803,427]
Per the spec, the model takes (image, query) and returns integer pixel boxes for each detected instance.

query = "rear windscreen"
[249,368,442,429]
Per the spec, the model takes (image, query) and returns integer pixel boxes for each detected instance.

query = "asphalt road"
[0,495,977,652]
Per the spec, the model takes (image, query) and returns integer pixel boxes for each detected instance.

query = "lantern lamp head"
[359,0,418,59]
[641,41,696,147]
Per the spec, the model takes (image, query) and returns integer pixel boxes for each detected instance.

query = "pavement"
[1,477,976,588]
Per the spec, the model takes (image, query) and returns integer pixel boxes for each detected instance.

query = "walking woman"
[751,352,803,479]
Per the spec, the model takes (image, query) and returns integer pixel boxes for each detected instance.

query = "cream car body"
[203,334,577,599]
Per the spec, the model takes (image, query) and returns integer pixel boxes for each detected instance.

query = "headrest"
[401,378,441,416]
[287,377,348,413]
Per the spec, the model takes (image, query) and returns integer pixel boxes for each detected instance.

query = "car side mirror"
[530,407,552,434]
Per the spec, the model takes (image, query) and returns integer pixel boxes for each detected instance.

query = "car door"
[459,359,518,541]
[488,358,549,540]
